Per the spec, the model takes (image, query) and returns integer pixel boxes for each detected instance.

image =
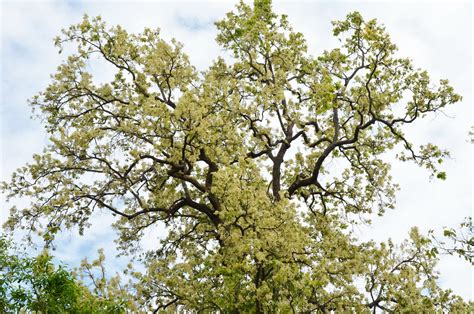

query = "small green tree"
[2,0,472,311]
[0,236,132,313]
[1,237,80,313]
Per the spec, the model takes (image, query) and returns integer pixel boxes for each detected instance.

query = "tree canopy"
[2,0,472,312]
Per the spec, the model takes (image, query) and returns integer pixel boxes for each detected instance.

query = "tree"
[0,236,132,313]
[2,0,472,311]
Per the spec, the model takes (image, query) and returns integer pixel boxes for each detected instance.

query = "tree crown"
[2,0,471,312]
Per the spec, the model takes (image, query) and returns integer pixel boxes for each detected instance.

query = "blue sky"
[1,0,472,299]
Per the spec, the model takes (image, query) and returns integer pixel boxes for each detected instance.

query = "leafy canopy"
[2,0,471,312]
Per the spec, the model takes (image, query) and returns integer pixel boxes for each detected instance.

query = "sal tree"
[3,1,471,312]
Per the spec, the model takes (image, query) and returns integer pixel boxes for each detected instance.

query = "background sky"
[1,0,472,300]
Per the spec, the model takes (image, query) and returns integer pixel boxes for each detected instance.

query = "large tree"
[2,0,472,312]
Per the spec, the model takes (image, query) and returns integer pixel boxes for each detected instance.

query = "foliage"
[0,236,131,313]
[2,0,472,312]
[429,217,474,264]
[76,248,138,312]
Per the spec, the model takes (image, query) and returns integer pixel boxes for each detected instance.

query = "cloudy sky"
[1,0,472,300]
